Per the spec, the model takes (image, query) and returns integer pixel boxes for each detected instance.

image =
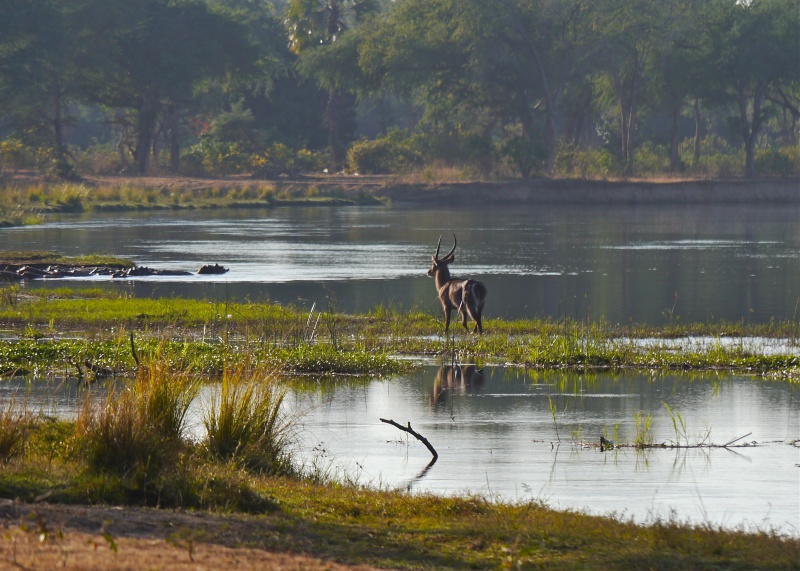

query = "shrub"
[498,135,546,179]
[347,128,424,174]
[754,147,798,176]
[71,143,127,176]
[182,137,249,176]
[679,136,743,177]
[0,138,37,170]
[250,144,327,178]
[633,142,669,175]
[556,144,620,179]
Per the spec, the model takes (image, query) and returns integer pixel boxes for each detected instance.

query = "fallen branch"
[380,418,438,461]
[596,431,757,451]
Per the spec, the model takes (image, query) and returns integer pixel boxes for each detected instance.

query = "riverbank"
[375,177,800,206]
[2,172,798,224]
[73,173,800,206]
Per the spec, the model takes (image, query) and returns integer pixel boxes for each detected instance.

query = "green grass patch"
[0,287,798,377]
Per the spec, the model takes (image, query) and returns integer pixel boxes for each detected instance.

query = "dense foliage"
[0,0,797,179]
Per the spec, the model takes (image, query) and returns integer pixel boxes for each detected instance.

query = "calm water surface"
[9,368,798,535]
[3,202,799,324]
[284,366,799,535]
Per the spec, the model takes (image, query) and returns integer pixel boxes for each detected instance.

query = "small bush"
[251,144,327,178]
[72,143,127,176]
[556,144,620,179]
[633,142,670,175]
[498,135,546,179]
[0,138,37,170]
[347,128,423,174]
[755,147,798,176]
[679,136,743,177]
[182,137,249,176]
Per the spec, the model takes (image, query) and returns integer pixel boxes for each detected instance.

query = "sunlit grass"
[0,287,798,378]
[0,180,379,225]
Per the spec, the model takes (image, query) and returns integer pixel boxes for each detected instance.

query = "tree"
[285,0,380,166]
[592,0,678,174]
[696,0,799,177]
[348,0,598,176]
[72,0,259,174]
[0,1,82,177]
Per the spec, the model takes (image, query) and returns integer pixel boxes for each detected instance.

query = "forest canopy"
[0,0,797,180]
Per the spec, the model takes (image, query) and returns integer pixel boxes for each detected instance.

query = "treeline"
[0,0,797,181]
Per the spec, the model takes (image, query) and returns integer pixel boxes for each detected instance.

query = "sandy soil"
[0,500,387,571]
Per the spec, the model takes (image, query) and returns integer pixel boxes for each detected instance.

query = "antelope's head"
[427,234,457,278]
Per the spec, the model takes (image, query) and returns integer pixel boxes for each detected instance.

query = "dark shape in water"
[197,263,229,275]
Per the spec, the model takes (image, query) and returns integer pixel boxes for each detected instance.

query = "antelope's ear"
[443,254,455,263]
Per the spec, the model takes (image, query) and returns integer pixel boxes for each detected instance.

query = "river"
[3,202,799,324]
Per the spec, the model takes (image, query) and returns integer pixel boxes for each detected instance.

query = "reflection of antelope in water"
[430,364,484,409]
[427,234,487,334]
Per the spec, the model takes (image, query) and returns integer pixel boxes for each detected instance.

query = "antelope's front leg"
[443,308,452,332]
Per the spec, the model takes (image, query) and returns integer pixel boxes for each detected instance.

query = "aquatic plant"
[633,411,654,448]
[662,401,688,447]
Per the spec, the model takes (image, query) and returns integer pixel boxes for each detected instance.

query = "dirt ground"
[0,500,387,571]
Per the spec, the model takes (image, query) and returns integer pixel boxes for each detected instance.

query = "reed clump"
[0,395,33,463]
[75,360,198,479]
[203,365,293,475]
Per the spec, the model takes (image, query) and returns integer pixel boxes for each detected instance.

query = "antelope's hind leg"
[466,301,484,335]
[460,306,470,332]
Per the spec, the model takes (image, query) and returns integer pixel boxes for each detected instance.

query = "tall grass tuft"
[203,365,293,475]
[0,395,33,463]
[75,361,199,477]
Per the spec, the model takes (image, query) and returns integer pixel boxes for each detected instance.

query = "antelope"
[427,234,487,334]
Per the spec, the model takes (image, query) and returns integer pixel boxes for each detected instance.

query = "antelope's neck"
[435,267,451,290]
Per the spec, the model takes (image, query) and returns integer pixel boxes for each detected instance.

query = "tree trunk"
[739,88,763,178]
[168,105,180,173]
[325,88,341,168]
[693,98,702,166]
[134,93,159,174]
[669,100,682,173]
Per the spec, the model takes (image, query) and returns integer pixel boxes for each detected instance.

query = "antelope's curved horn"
[434,235,443,260]
[443,233,457,259]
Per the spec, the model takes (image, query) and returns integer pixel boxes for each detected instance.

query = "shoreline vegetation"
[1,278,799,568]
[0,173,798,227]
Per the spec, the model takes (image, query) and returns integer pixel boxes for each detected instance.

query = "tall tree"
[73,0,259,174]
[285,0,380,166]
[0,1,82,177]
[696,0,799,177]
[592,0,677,174]
[349,0,597,176]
